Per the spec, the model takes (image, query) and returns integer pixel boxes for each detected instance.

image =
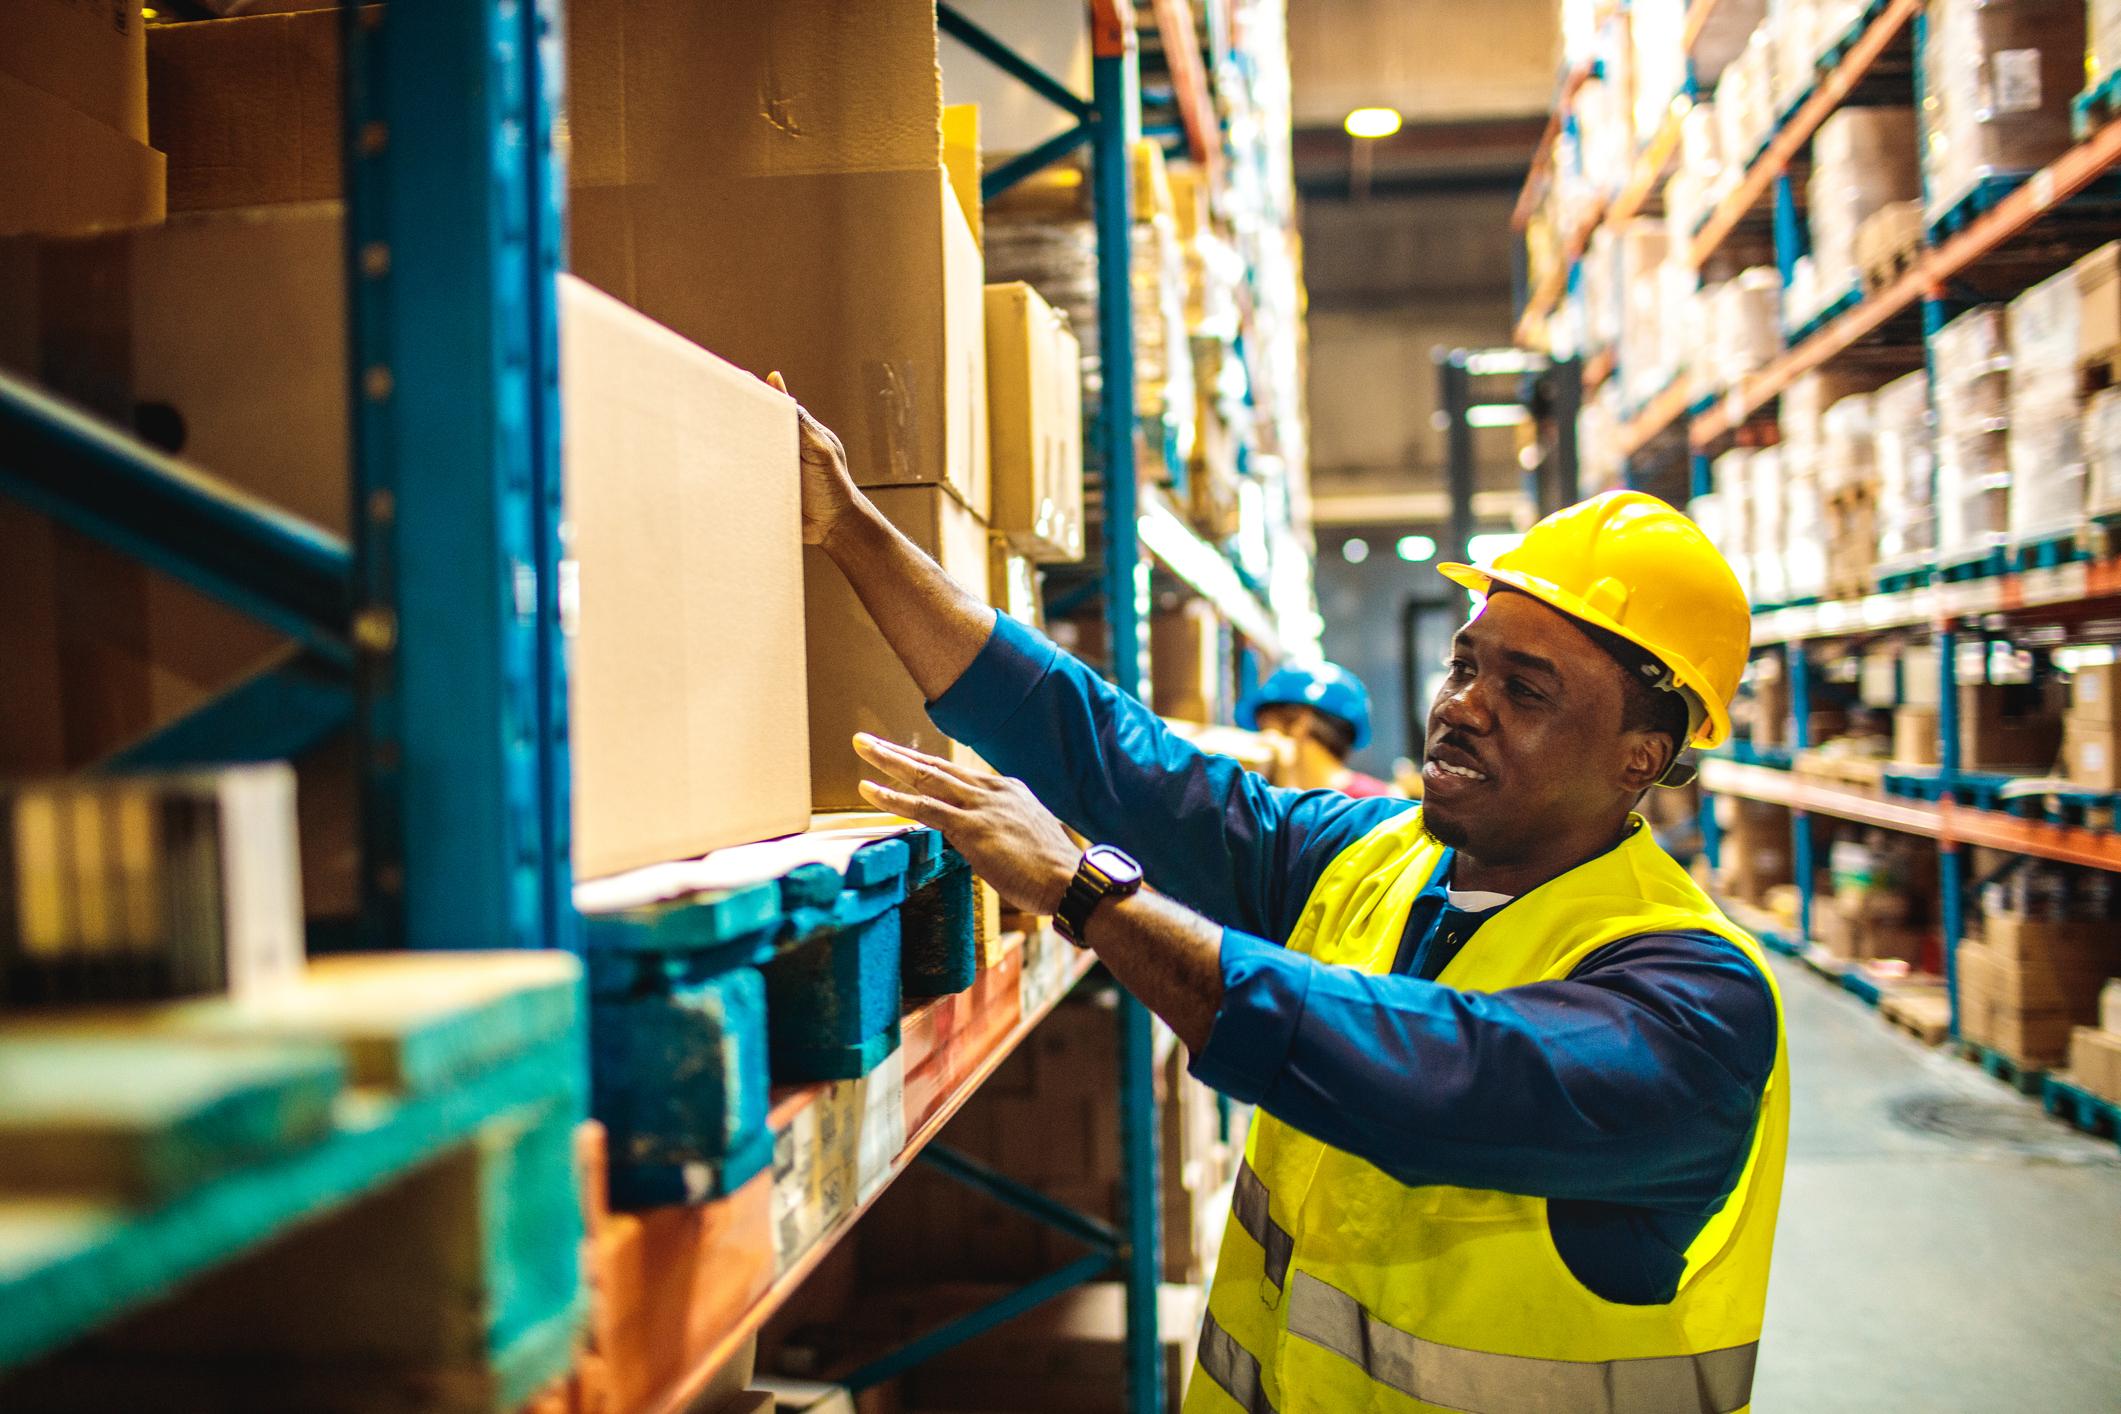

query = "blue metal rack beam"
[0,369,353,664]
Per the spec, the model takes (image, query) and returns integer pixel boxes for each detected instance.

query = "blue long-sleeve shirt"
[928,615,1777,1305]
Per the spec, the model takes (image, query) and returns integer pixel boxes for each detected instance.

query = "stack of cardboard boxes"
[1957,681,2065,773]
[1958,867,2121,1067]
[2064,661,2121,790]
[1714,796,1796,905]
[2,2,1092,884]
[1809,831,1934,968]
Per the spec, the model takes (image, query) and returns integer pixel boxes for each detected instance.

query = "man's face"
[1420,591,1644,862]
[1253,703,1314,745]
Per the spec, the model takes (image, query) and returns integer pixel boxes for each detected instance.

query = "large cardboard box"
[1714,797,1794,903]
[1149,601,1225,725]
[804,484,990,809]
[4,0,148,140]
[1982,910,2121,968]
[558,275,811,877]
[566,0,991,519]
[4,207,813,878]
[1958,682,2063,771]
[2068,660,2121,732]
[0,71,166,237]
[147,10,344,212]
[1892,706,1941,766]
[984,282,1085,563]
[2077,242,2119,366]
[2064,720,2121,790]
[2068,1025,2121,1104]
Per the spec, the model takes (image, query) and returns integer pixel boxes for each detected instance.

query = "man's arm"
[787,377,1401,939]
[1193,931,1779,1205]
[777,374,998,699]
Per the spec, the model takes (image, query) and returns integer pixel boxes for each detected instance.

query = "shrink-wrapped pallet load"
[1921,0,2087,225]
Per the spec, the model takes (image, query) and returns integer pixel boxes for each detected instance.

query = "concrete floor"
[1755,953,2121,1411]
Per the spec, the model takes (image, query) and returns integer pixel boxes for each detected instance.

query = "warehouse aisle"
[1755,955,2121,1410]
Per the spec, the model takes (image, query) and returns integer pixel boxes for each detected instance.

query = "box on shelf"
[1956,938,2105,1065]
[2106,977,2121,1033]
[146,8,344,212]
[0,70,166,238]
[1,207,815,880]
[559,275,812,877]
[2068,662,2121,732]
[2078,243,2120,368]
[2064,722,2120,789]
[2088,387,2121,518]
[1920,0,2086,223]
[2068,1025,2121,1104]
[1714,797,1794,903]
[1959,683,2064,771]
[1149,601,1227,726]
[0,764,304,1006]
[4,0,148,142]
[988,538,1045,631]
[984,282,1084,564]
[1893,706,1941,766]
[806,484,989,809]
[568,0,992,517]
[1806,106,1919,302]
[2006,266,2088,542]
[1982,910,2121,967]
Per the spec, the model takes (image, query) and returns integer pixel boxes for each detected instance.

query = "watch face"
[1085,844,1143,889]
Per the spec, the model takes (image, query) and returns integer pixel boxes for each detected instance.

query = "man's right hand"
[767,371,863,548]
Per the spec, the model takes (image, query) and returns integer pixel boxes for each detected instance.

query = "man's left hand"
[852,734,1082,916]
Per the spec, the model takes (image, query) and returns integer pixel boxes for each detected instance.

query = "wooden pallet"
[0,953,587,1410]
[1881,987,1952,1045]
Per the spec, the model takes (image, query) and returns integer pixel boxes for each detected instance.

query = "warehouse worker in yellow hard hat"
[777,374,1784,1414]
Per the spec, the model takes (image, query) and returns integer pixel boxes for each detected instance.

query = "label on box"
[1991,50,2043,114]
[2085,740,2108,772]
[769,1050,907,1274]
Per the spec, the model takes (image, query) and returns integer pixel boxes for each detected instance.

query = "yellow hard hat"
[1436,491,1750,749]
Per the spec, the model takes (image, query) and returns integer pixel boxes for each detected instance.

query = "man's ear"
[1617,729,1674,795]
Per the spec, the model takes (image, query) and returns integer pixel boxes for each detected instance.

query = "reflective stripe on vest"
[1198,1308,1279,1414]
[1285,1270,1759,1414]
[1230,1161,1294,1289]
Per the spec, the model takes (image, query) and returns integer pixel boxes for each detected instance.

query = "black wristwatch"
[1053,845,1145,946]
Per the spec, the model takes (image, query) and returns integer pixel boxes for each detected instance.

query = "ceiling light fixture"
[1343,106,1403,140]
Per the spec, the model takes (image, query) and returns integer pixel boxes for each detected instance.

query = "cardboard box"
[558,274,811,877]
[1893,706,1940,766]
[2077,241,2119,365]
[5,208,813,878]
[1714,797,1794,903]
[988,537,1044,630]
[2068,660,2121,731]
[0,71,166,237]
[2106,977,2121,1034]
[566,0,991,519]
[805,484,989,809]
[1982,910,2121,967]
[147,10,345,212]
[4,0,147,140]
[1149,601,1225,725]
[984,282,1084,563]
[2068,1025,2121,1104]
[2065,721,2121,790]
[1958,683,2063,771]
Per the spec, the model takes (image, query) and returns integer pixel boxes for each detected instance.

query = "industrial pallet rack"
[1511,0,2121,1145]
[0,2,1296,1410]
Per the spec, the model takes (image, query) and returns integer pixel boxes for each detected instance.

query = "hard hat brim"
[1437,561,1732,749]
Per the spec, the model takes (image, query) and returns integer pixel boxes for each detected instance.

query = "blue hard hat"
[1238,662,1374,750]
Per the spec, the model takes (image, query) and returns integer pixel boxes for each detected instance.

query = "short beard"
[1419,811,1470,853]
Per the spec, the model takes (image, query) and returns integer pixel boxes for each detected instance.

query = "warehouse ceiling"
[1286,0,1559,521]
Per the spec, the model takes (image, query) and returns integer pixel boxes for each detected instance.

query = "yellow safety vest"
[1186,808,1788,1414]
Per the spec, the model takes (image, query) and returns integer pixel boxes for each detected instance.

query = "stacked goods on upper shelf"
[2082,244,2121,514]
[2063,660,2121,789]
[2095,0,2121,99]
[1617,220,1675,408]
[1931,306,2014,567]
[1779,370,1874,601]
[1631,0,1689,142]
[1694,267,1785,400]
[1749,446,1790,605]
[1921,0,2086,226]
[1872,370,1936,580]
[1131,142,1197,488]
[1715,25,1778,175]
[2070,979,2121,1105]
[1960,867,2121,1068]
[1665,101,1726,242]
[1795,107,1919,332]
[2006,266,2090,545]
[1819,392,1878,596]
[985,282,1086,566]
[1709,448,1758,602]
[569,0,994,811]
[1149,601,1230,727]
[1,0,162,237]
[0,765,303,1005]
